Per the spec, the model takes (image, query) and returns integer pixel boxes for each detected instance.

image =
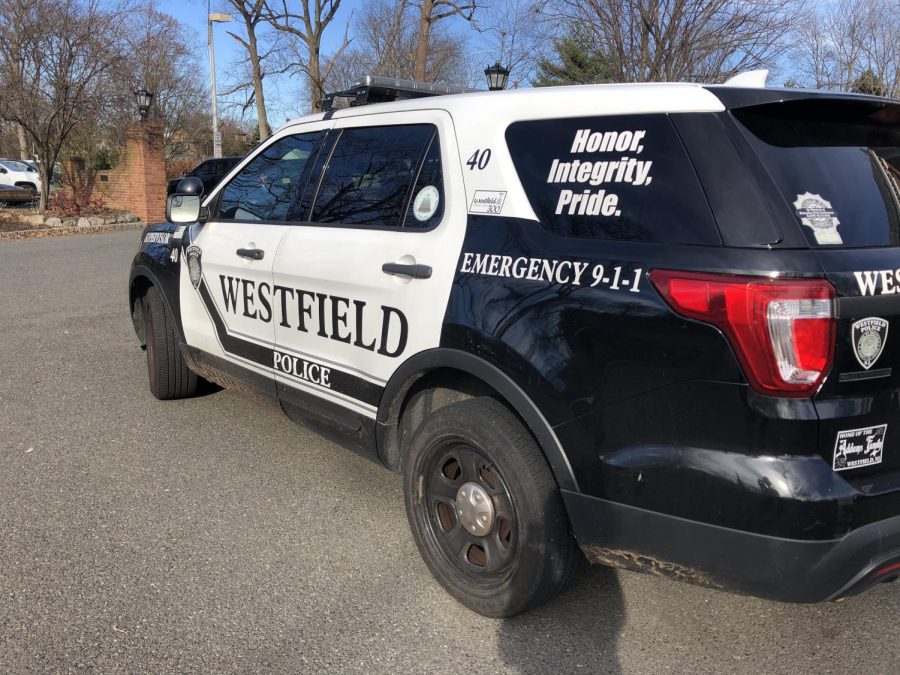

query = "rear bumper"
[563,490,900,602]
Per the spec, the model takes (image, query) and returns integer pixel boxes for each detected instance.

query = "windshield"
[0,160,33,172]
[734,99,900,248]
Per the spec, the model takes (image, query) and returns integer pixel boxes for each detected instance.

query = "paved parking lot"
[1,230,899,673]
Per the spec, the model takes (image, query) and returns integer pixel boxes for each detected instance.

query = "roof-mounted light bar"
[320,76,479,111]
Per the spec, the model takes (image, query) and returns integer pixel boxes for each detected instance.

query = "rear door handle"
[236,248,265,260]
[382,263,432,279]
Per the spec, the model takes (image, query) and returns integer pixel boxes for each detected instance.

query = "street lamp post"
[484,63,511,91]
[134,87,153,122]
[208,12,233,159]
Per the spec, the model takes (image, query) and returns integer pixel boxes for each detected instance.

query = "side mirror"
[176,176,204,196]
[166,194,202,224]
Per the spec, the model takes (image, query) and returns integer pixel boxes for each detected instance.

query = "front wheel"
[143,286,198,400]
[403,397,580,617]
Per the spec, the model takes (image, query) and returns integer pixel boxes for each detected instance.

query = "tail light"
[650,270,835,398]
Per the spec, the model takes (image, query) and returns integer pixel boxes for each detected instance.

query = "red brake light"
[650,270,835,397]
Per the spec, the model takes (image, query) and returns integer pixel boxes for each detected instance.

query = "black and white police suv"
[129,74,900,617]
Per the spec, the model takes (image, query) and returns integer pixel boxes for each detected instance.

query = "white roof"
[280,82,727,133]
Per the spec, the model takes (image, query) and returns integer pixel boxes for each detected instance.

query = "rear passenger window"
[312,125,435,227]
[217,132,320,222]
[505,115,719,244]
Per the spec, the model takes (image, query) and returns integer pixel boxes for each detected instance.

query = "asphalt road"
[1,230,899,674]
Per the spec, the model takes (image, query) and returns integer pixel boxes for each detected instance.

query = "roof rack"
[320,76,479,111]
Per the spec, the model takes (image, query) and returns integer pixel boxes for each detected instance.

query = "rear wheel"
[143,286,198,400]
[403,396,580,617]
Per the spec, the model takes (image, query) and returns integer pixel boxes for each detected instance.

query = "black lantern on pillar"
[484,63,510,91]
[134,87,153,122]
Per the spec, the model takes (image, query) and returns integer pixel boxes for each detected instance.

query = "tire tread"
[404,396,581,617]
[145,286,198,400]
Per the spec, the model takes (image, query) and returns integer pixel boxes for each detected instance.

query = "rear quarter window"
[505,114,720,244]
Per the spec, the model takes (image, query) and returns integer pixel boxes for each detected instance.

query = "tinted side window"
[404,133,444,228]
[505,115,719,244]
[217,133,321,222]
[312,125,434,227]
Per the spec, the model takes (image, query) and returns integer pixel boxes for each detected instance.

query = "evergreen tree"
[851,69,886,97]
[532,29,612,87]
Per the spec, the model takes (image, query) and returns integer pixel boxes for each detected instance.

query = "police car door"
[179,127,329,397]
[271,111,465,423]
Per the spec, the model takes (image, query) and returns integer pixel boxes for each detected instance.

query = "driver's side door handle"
[382,263,432,279]
[236,248,265,260]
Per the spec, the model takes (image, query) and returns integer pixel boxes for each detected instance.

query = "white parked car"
[0,159,41,194]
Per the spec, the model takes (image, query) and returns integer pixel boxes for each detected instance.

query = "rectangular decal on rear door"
[833,424,886,471]
[469,190,507,214]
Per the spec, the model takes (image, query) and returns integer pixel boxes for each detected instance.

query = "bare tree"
[263,0,352,113]
[413,0,477,80]
[119,4,211,163]
[791,0,899,97]
[223,0,274,139]
[16,124,29,160]
[326,0,469,91]
[473,0,544,87]
[0,122,20,158]
[356,0,414,78]
[791,11,833,89]
[0,0,130,209]
[550,0,800,83]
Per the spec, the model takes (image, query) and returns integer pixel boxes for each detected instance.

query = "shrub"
[48,191,109,217]
[167,158,197,181]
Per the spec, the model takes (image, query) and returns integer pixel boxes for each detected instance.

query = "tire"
[403,396,580,617]
[142,286,198,400]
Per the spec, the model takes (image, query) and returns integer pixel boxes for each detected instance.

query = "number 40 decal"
[466,148,491,171]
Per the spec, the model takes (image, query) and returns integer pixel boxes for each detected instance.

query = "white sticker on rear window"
[793,192,842,245]
[833,424,886,471]
[413,185,439,222]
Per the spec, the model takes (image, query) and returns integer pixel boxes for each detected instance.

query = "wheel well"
[381,368,528,473]
[130,275,153,347]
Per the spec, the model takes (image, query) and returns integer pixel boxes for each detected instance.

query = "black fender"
[376,348,579,492]
[128,262,185,345]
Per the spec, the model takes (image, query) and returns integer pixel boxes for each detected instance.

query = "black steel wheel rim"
[418,439,518,586]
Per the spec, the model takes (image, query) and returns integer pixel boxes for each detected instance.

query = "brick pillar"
[122,122,166,223]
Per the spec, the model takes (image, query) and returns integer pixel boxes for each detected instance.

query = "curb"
[0,221,145,240]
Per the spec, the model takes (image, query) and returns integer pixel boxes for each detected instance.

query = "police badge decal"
[186,245,203,290]
[793,192,842,245]
[852,317,888,370]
